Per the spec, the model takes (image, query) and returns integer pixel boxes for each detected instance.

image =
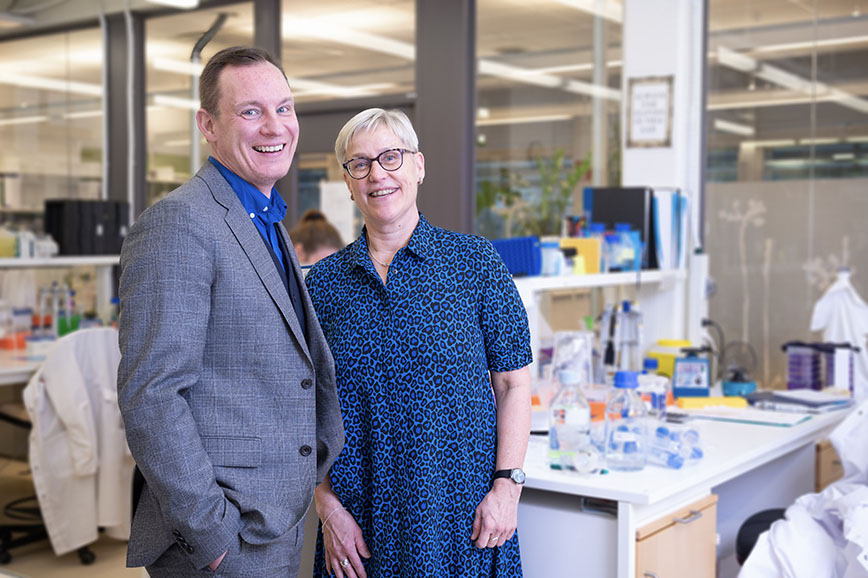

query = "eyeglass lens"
[345,149,406,179]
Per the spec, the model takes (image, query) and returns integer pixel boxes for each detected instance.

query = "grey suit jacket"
[117,162,345,570]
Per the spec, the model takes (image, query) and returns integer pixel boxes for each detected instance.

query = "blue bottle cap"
[643,358,659,371]
[589,223,606,233]
[622,300,631,312]
[614,370,639,389]
[614,223,632,232]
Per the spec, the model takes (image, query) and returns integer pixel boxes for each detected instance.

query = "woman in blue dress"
[305,108,532,578]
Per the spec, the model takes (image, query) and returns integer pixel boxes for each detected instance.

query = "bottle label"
[612,431,637,443]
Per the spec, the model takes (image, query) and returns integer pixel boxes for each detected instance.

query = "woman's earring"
[418,177,424,185]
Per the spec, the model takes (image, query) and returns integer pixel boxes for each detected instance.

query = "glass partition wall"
[145,5,254,206]
[0,28,103,214]
[705,0,868,388]
[475,0,623,239]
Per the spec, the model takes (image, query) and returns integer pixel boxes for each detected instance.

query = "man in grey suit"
[117,46,344,577]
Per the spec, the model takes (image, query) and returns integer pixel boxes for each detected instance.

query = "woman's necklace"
[368,248,392,268]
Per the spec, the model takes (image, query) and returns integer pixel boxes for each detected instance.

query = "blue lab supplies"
[604,371,648,472]
[490,236,542,277]
[647,425,703,469]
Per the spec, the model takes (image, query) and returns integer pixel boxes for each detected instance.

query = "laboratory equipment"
[647,424,703,469]
[637,370,668,420]
[615,300,642,370]
[646,339,693,379]
[540,236,565,276]
[721,341,758,396]
[604,370,648,472]
[672,347,712,397]
[782,341,822,390]
[548,331,599,473]
[822,343,857,394]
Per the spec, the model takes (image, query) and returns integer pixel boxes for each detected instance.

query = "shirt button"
[301,378,313,390]
[299,445,312,457]
[249,212,255,218]
[263,206,268,211]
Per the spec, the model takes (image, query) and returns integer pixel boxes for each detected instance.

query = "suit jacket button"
[299,445,312,456]
[185,544,194,554]
[301,378,313,390]
[172,530,182,538]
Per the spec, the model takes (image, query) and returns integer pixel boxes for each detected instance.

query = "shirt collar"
[350,212,434,270]
[209,156,287,223]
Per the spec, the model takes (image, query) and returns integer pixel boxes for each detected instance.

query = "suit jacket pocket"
[201,436,262,468]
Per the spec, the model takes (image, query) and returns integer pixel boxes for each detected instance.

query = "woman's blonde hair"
[334,108,419,164]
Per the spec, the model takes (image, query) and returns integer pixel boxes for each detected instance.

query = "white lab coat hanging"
[810,269,868,401]
[22,328,134,556]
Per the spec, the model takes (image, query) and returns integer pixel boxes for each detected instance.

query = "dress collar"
[350,213,435,270]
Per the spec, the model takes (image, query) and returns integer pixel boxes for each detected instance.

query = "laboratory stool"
[735,508,786,565]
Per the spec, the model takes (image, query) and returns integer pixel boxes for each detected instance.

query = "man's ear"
[196,109,217,143]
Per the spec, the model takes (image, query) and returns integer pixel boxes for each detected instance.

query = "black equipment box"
[44,200,129,255]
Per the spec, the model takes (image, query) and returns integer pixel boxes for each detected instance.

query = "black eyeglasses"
[342,148,415,180]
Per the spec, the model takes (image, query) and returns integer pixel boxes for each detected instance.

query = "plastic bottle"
[647,425,703,470]
[586,223,609,273]
[604,370,648,472]
[540,236,565,276]
[548,369,597,473]
[608,224,638,271]
[637,358,669,420]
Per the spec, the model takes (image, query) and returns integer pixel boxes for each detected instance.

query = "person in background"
[289,209,345,266]
[116,46,344,577]
[305,108,532,578]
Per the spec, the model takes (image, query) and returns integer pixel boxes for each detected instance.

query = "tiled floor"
[0,458,139,578]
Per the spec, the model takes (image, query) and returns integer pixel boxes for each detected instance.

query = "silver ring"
[340,558,350,568]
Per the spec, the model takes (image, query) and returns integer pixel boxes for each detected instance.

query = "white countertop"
[0,349,42,386]
[524,410,847,505]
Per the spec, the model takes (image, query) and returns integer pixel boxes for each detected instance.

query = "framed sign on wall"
[627,76,674,148]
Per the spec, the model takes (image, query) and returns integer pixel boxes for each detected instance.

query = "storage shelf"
[512,269,683,293]
[0,255,119,268]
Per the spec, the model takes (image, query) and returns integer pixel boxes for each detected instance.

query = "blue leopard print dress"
[306,214,532,578]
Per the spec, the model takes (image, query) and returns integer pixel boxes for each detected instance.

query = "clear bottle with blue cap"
[548,331,600,473]
[637,357,669,420]
[604,370,648,472]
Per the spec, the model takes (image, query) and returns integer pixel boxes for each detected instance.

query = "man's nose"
[260,112,282,135]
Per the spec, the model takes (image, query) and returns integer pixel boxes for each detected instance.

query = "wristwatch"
[492,468,526,485]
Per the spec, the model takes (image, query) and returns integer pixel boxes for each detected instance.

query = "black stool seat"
[736,508,786,565]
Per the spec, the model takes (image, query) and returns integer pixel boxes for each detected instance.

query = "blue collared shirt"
[209,156,288,271]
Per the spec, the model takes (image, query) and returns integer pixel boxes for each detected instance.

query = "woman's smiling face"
[343,126,425,231]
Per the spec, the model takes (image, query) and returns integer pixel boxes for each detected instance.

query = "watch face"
[510,469,526,484]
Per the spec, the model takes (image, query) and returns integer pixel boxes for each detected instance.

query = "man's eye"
[277,105,293,114]
[241,109,260,118]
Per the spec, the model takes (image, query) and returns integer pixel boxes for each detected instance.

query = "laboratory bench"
[517,410,849,578]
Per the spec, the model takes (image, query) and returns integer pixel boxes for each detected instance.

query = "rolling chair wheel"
[77,547,96,565]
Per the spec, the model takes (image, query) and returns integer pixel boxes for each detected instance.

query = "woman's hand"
[315,477,370,578]
[321,507,371,578]
[470,478,521,549]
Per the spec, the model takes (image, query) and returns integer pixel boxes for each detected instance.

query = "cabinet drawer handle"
[644,572,659,578]
[673,510,703,524]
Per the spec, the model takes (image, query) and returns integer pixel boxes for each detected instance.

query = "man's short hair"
[199,46,285,116]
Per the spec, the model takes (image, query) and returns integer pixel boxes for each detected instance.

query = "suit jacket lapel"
[197,164,310,360]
